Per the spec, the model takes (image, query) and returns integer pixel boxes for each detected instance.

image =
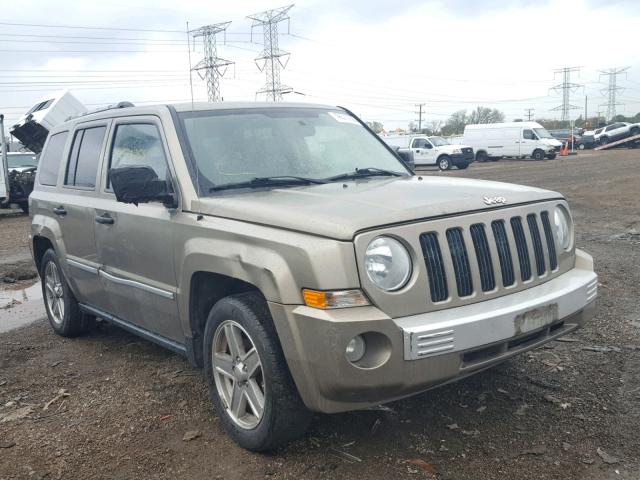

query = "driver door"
[411,137,436,165]
[93,117,182,342]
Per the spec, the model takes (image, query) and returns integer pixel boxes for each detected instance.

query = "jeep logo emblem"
[483,196,507,205]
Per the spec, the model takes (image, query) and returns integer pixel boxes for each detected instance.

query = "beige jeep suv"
[29,102,597,450]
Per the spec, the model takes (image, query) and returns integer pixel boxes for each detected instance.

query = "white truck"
[1,91,86,212]
[463,121,562,161]
[382,135,474,170]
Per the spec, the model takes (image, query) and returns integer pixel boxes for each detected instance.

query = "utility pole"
[190,22,234,102]
[599,66,629,121]
[415,103,425,132]
[248,5,294,101]
[524,108,534,121]
[584,95,587,128]
[550,66,581,126]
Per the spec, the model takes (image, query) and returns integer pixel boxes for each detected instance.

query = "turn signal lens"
[302,289,370,309]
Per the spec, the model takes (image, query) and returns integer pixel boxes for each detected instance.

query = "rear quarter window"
[38,131,69,186]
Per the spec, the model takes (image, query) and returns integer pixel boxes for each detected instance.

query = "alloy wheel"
[212,320,265,429]
[44,261,65,326]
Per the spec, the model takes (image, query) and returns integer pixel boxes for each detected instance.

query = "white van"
[463,122,562,161]
[382,135,474,170]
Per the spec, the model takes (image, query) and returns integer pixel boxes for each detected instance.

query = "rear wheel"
[204,292,311,451]
[40,249,95,337]
[630,127,640,137]
[532,149,545,160]
[438,155,451,170]
[600,136,609,145]
[457,162,469,170]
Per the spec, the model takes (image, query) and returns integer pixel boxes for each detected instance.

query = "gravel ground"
[0,149,639,480]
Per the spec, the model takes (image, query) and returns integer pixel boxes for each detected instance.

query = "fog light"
[346,335,366,363]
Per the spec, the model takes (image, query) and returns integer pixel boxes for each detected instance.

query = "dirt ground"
[1,149,639,480]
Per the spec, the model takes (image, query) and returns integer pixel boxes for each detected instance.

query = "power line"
[550,66,582,123]
[0,20,187,33]
[525,108,534,121]
[248,5,294,101]
[599,66,629,120]
[190,22,234,102]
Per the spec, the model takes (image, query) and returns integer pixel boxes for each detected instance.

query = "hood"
[438,143,472,152]
[194,176,562,240]
[543,138,562,147]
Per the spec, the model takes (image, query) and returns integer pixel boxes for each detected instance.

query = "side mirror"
[425,143,433,149]
[109,166,176,208]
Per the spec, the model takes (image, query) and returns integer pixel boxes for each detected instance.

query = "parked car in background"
[463,121,562,161]
[579,132,597,149]
[382,134,474,170]
[596,122,640,145]
[7,152,38,173]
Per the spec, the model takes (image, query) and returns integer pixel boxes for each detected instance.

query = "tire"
[40,249,95,337]
[457,162,469,170]
[578,143,585,150]
[475,151,488,163]
[19,202,29,215]
[532,149,545,161]
[438,155,451,171]
[599,136,609,145]
[203,292,312,451]
[546,153,557,160]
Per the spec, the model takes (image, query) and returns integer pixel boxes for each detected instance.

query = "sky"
[1,0,640,132]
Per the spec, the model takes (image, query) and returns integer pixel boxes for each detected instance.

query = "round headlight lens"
[554,206,571,250]
[364,236,412,291]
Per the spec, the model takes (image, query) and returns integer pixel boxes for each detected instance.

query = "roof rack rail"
[66,101,135,121]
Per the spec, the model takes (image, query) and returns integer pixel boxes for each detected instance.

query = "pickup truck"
[382,135,474,170]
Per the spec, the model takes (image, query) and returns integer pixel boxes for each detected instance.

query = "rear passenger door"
[57,121,112,313]
[94,117,182,342]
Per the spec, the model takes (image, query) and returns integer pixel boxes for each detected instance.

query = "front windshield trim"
[172,106,410,197]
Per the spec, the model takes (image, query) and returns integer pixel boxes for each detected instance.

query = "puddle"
[0,282,42,309]
[0,282,45,333]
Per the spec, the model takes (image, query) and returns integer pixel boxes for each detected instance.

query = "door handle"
[52,206,67,216]
[95,213,114,225]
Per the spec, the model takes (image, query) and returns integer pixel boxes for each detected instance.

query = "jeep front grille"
[420,211,559,303]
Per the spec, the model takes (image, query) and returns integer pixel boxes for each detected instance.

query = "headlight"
[554,206,571,250]
[364,236,412,291]
[452,148,462,154]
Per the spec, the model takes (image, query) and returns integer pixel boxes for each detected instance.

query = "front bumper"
[269,250,596,414]
[451,152,474,166]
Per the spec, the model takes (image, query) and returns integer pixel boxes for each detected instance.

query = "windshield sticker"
[328,111,359,125]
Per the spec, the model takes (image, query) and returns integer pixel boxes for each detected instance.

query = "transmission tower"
[599,67,629,121]
[550,67,581,124]
[247,5,294,101]
[190,22,234,102]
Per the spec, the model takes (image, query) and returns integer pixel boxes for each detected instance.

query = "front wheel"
[475,151,488,162]
[204,292,311,451]
[546,153,557,160]
[578,143,585,150]
[40,249,95,337]
[438,155,451,170]
[532,149,545,160]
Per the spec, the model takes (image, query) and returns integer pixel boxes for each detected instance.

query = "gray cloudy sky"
[1,0,640,130]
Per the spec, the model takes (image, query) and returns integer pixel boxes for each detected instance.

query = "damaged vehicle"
[29,102,597,451]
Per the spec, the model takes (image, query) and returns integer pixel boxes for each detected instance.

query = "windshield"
[178,107,407,194]
[533,128,553,139]
[7,154,38,168]
[428,136,449,147]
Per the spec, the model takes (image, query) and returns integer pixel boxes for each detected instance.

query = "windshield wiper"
[326,167,406,182]
[210,175,327,192]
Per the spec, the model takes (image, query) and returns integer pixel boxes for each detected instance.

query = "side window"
[38,131,69,186]
[523,129,534,140]
[412,138,427,148]
[65,126,106,188]
[107,123,169,189]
